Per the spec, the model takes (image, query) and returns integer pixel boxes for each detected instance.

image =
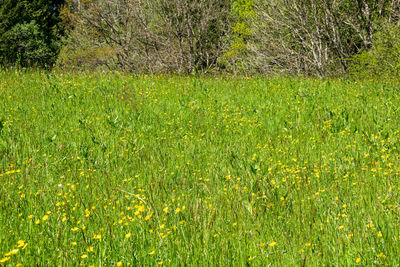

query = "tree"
[0,0,66,67]
[1,21,54,67]
[220,0,255,73]
[242,0,400,76]
[350,21,400,79]
[58,0,232,73]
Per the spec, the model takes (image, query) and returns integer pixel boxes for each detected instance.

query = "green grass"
[1,70,400,266]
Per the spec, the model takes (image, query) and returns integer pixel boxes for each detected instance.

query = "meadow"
[1,70,400,266]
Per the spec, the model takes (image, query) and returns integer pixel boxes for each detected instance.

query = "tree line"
[1,0,400,77]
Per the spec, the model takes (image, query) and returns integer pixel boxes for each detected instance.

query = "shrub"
[350,22,400,80]
[0,21,56,68]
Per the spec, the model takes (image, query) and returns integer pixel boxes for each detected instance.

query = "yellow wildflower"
[17,240,27,249]
[0,257,10,263]
[5,249,19,256]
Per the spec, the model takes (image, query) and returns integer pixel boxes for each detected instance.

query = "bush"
[0,21,55,68]
[350,22,400,80]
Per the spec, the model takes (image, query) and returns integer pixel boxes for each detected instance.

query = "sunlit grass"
[1,70,400,265]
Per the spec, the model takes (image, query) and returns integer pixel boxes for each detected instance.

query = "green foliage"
[1,21,55,67]
[0,0,65,67]
[231,0,254,39]
[350,22,400,80]
[221,0,254,72]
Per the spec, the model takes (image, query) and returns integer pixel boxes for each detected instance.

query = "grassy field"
[1,71,400,266]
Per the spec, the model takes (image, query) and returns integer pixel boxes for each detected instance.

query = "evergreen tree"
[0,0,65,67]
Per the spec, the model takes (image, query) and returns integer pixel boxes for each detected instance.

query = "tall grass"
[1,71,400,265]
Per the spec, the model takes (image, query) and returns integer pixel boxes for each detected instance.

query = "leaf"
[243,200,253,215]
